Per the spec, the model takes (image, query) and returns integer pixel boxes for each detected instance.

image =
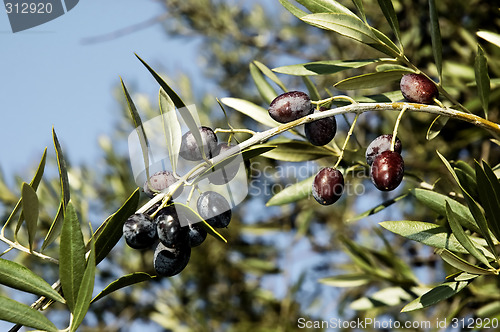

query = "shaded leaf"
[253,60,287,92]
[475,45,490,119]
[426,115,449,140]
[302,76,321,101]
[369,27,402,56]
[92,272,156,303]
[94,189,140,265]
[351,0,366,22]
[21,183,39,252]
[159,88,182,173]
[319,273,372,287]
[221,97,280,128]
[262,140,334,162]
[273,59,381,76]
[70,236,95,332]
[0,295,58,332]
[402,280,469,312]
[301,13,378,44]
[266,175,314,206]
[250,62,277,104]
[348,192,409,222]
[429,0,443,80]
[476,161,500,242]
[377,0,401,46]
[445,202,490,267]
[335,70,410,90]
[59,202,86,313]
[436,249,493,275]
[0,258,64,303]
[455,168,478,200]
[173,203,227,243]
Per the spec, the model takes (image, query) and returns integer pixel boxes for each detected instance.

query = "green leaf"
[301,13,378,44]
[348,192,409,222]
[351,287,416,310]
[319,273,372,287]
[477,30,500,49]
[455,168,478,200]
[369,27,402,56]
[121,78,151,179]
[94,189,140,265]
[241,144,277,161]
[335,70,410,90]
[436,248,493,275]
[21,183,39,252]
[273,59,382,76]
[221,97,280,128]
[475,161,500,242]
[379,221,492,257]
[429,0,443,80]
[173,203,227,243]
[70,235,95,332]
[426,115,449,140]
[413,188,480,234]
[0,258,64,303]
[0,295,58,332]
[42,129,71,250]
[59,202,86,313]
[253,61,287,92]
[455,160,476,179]
[250,62,277,104]
[475,45,490,119]
[159,88,182,174]
[266,175,314,206]
[401,280,470,312]
[296,0,357,16]
[351,0,366,22]
[377,0,402,47]
[92,272,156,303]
[278,0,307,19]
[445,202,491,267]
[262,140,334,162]
[302,76,321,101]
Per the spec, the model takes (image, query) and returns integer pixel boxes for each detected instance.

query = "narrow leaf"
[253,61,287,92]
[221,97,280,128]
[303,76,321,101]
[377,0,402,46]
[301,13,378,44]
[262,140,333,161]
[250,62,277,104]
[0,296,58,332]
[335,70,410,90]
[278,0,307,19]
[273,59,382,76]
[429,0,443,80]
[369,27,402,56]
[319,273,372,287]
[241,144,277,161]
[92,272,156,303]
[266,175,314,206]
[445,202,490,267]
[296,0,358,17]
[70,237,95,332]
[351,0,366,22]
[94,189,140,265]
[426,115,449,140]
[401,280,469,312]
[0,258,64,303]
[475,45,490,119]
[476,161,500,242]
[348,192,409,222]
[173,203,227,243]
[59,202,86,313]
[159,88,182,173]
[21,183,39,252]
[436,249,493,275]
[477,30,500,49]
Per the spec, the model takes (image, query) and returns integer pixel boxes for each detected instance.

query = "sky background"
[1,0,204,185]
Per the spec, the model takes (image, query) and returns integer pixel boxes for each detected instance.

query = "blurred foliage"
[1,0,500,331]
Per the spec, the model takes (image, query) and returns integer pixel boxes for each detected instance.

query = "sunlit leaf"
[159,88,182,173]
[377,0,401,47]
[221,97,280,128]
[477,30,500,49]
[335,70,410,90]
[348,192,409,222]
[436,249,493,275]
[21,183,38,252]
[369,27,401,56]
[351,0,366,22]
[250,62,277,104]
[0,296,58,332]
[351,287,416,310]
[173,203,227,243]
[429,0,443,80]
[266,175,314,206]
[273,59,381,76]
[59,202,86,313]
[475,45,490,119]
[319,273,373,287]
[94,189,140,264]
[0,258,64,303]
[297,0,358,16]
[401,280,469,312]
[92,272,156,303]
[445,202,491,267]
[253,61,287,92]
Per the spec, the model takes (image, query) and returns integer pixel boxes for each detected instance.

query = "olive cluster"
[123,126,234,277]
[268,73,437,205]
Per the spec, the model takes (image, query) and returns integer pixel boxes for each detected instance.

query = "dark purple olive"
[208,143,240,185]
[312,167,344,205]
[370,151,404,191]
[400,73,438,104]
[268,91,313,123]
[122,213,157,249]
[305,107,337,146]
[153,242,191,277]
[179,126,218,161]
[365,134,402,166]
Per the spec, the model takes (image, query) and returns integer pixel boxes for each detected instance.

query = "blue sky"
[1,0,202,185]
